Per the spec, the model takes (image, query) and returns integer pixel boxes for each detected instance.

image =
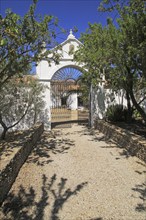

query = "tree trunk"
[33,108,37,125]
[126,66,146,123]
[129,89,146,123]
[0,113,8,140]
[1,127,8,140]
[0,102,31,140]
[126,91,133,122]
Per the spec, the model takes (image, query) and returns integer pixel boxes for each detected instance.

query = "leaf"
[0,39,7,46]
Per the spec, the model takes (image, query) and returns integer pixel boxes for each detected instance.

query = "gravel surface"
[0,124,146,220]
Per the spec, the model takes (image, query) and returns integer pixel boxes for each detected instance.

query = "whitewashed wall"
[91,84,127,120]
[67,93,78,110]
[36,31,83,129]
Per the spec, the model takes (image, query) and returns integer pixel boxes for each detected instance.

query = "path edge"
[0,123,44,206]
[94,120,146,163]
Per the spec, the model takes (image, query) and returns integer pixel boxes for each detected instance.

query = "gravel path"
[0,124,146,220]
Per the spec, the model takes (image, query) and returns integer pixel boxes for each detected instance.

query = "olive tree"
[0,76,46,139]
[0,0,60,90]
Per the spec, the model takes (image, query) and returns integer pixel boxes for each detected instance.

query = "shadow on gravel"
[1,174,88,220]
[80,126,141,161]
[133,169,146,213]
[77,125,115,145]
[90,218,103,220]
[136,161,146,167]
[26,131,75,166]
[50,176,87,220]
[132,183,146,212]
[0,129,39,157]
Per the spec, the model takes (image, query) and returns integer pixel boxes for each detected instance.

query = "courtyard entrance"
[50,67,89,128]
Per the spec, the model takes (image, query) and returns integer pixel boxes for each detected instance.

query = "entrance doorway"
[50,67,89,128]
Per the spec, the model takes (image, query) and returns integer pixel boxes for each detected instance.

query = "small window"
[69,44,74,54]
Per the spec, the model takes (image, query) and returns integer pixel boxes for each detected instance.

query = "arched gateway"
[36,30,89,129]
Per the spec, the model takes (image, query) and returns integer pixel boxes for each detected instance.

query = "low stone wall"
[0,123,44,205]
[94,120,146,163]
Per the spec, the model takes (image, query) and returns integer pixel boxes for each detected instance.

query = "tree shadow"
[90,218,103,220]
[132,183,146,212]
[0,130,30,157]
[26,131,75,166]
[2,185,36,220]
[85,127,143,161]
[132,169,146,213]
[1,174,48,220]
[78,126,116,147]
[136,161,146,167]
[118,149,132,158]
[113,121,146,139]
[51,177,88,220]
[1,174,88,220]
[0,143,14,157]
[91,135,118,152]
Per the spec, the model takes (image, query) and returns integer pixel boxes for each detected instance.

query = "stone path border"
[94,120,146,163]
[0,123,44,205]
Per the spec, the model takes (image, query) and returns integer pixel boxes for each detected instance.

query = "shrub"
[105,104,126,122]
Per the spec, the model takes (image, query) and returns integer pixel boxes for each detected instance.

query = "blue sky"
[0,0,117,42]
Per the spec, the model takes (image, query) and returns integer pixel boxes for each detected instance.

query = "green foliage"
[75,0,146,122]
[98,0,146,80]
[0,0,60,89]
[133,109,141,119]
[133,107,145,120]
[105,104,125,122]
[74,23,107,85]
[77,78,90,106]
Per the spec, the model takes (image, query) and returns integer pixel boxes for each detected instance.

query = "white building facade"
[36,30,84,129]
[37,30,146,129]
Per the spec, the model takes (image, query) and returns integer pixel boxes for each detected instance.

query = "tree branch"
[7,99,32,129]
[138,96,146,105]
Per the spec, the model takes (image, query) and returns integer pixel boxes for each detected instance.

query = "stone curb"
[0,123,44,205]
[94,120,146,163]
